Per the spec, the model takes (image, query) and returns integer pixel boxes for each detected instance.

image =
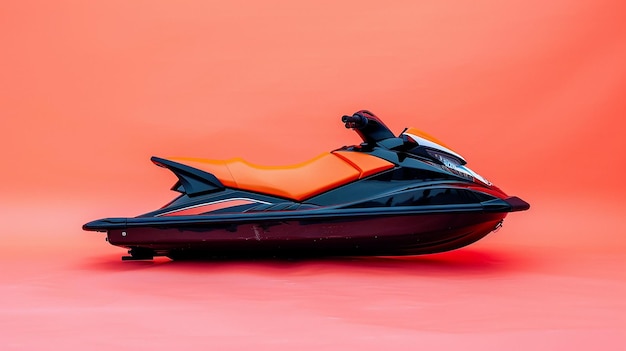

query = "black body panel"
[151,157,224,196]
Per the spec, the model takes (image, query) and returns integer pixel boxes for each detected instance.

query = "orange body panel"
[332,151,395,178]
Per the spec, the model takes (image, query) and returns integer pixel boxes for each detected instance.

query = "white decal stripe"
[156,197,271,217]
[459,165,491,185]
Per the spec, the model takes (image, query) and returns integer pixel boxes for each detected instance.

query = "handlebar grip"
[342,114,368,129]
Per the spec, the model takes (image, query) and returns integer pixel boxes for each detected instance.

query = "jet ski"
[83,110,529,260]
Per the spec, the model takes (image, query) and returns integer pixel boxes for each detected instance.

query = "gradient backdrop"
[1,1,624,350]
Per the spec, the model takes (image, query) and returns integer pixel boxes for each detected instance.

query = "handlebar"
[341,110,396,144]
[342,114,368,129]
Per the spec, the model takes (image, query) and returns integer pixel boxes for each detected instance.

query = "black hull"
[89,210,507,259]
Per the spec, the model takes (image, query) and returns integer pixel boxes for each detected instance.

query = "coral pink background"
[1,1,624,349]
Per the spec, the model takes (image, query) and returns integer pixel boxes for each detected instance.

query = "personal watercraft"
[84,110,529,260]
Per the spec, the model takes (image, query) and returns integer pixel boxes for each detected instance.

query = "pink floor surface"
[0,201,623,350]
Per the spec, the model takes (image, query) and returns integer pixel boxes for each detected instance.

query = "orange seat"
[168,151,394,201]
[332,151,396,178]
